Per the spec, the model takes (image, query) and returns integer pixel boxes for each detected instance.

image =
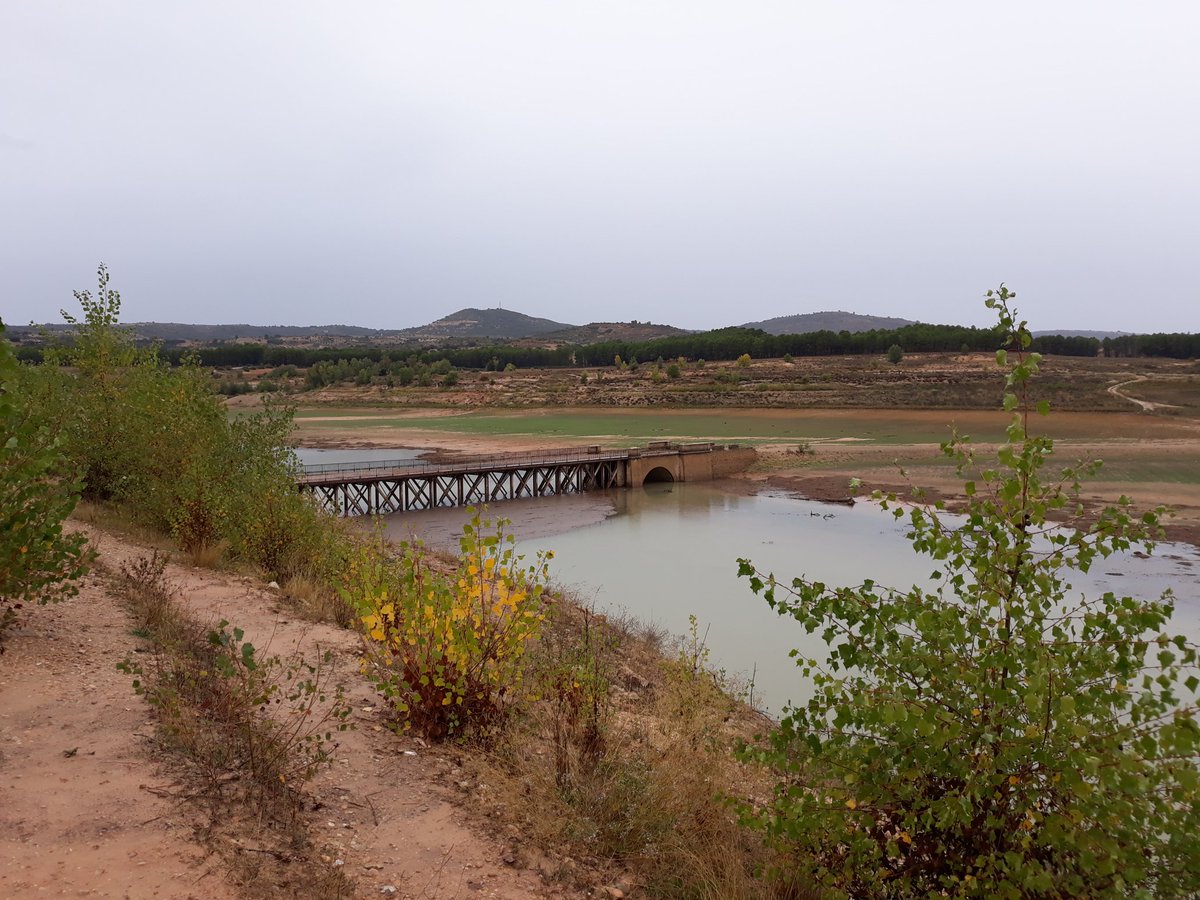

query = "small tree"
[887,343,904,364]
[736,353,752,368]
[0,321,90,645]
[738,286,1200,897]
[666,363,682,379]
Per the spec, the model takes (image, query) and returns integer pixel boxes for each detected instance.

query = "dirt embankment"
[0,524,571,900]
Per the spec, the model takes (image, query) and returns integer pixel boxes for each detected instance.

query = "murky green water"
[521,483,1200,714]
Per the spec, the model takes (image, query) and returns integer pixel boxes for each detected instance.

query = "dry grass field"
[276,351,1200,412]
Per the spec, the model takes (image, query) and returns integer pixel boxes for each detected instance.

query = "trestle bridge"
[297,442,755,516]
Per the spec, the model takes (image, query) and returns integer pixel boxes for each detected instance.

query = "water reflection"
[521,482,1200,715]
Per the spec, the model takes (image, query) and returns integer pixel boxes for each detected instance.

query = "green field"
[291,407,1014,445]
[293,405,1200,447]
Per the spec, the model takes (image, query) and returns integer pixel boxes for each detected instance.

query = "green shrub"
[0,320,90,645]
[737,286,1200,897]
[887,343,904,364]
[38,266,346,584]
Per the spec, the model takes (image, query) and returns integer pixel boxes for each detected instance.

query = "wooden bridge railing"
[295,444,687,486]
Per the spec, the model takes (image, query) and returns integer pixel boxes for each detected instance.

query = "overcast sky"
[3,2,1198,333]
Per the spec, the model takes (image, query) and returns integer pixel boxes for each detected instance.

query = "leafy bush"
[738,287,1200,897]
[666,363,682,379]
[0,320,90,644]
[348,512,552,740]
[887,343,904,364]
[736,353,752,368]
[36,266,346,583]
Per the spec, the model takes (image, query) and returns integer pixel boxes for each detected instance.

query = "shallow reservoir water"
[516,484,1200,714]
[303,448,1200,715]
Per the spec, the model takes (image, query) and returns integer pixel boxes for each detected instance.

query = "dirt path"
[1107,375,1180,412]
[2,526,571,900]
[0,561,236,899]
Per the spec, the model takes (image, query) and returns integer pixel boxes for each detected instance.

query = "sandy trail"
[0,558,236,899]
[1107,376,1179,412]
[3,525,569,900]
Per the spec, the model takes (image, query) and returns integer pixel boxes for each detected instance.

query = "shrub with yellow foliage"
[347,511,552,740]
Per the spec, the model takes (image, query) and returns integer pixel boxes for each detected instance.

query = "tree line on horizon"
[14,321,1200,371]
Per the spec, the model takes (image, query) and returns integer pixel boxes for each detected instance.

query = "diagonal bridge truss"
[298,449,628,516]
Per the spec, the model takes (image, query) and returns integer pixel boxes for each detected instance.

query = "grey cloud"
[1,1,1197,333]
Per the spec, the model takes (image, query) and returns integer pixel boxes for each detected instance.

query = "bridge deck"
[295,442,731,516]
[296,444,701,486]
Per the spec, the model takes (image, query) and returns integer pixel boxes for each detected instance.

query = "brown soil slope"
[1,525,571,900]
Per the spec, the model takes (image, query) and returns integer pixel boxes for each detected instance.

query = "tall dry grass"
[468,605,811,899]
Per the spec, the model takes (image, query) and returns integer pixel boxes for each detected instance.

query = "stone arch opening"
[642,466,675,485]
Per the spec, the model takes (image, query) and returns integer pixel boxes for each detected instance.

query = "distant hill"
[9,307,574,346]
[8,322,403,344]
[741,311,915,335]
[1033,329,1131,340]
[126,322,390,341]
[401,308,572,341]
[534,321,691,345]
